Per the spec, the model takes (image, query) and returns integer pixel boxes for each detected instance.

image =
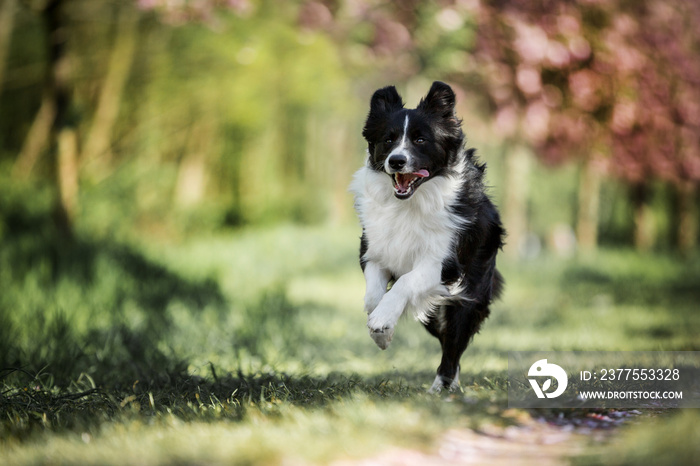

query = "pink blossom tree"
[475,0,700,251]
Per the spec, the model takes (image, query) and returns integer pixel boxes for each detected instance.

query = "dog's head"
[362,81,465,200]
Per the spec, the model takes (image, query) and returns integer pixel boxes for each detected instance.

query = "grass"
[1,211,700,464]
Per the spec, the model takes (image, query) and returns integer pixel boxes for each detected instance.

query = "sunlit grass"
[1,223,699,464]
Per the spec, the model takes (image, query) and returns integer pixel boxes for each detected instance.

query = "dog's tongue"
[395,170,430,192]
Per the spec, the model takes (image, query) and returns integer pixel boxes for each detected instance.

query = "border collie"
[350,81,505,393]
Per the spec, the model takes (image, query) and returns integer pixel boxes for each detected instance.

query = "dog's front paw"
[368,326,394,350]
[366,297,402,349]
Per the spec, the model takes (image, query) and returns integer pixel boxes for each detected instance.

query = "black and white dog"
[350,81,505,393]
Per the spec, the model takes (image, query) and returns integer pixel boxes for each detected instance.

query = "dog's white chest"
[351,166,463,278]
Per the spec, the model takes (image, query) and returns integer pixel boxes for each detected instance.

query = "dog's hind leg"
[426,302,489,393]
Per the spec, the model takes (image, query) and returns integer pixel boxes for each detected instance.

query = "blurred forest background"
[1,0,699,253]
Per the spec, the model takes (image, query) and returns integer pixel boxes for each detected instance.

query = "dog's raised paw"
[369,327,393,350]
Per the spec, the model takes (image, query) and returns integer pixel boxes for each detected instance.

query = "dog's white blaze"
[401,114,409,146]
[350,160,469,324]
[384,115,411,173]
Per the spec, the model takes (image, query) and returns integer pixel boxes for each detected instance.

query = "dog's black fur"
[353,81,505,391]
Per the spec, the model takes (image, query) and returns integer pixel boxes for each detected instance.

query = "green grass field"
[1,223,699,465]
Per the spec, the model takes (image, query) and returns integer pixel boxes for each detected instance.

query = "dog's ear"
[368,85,404,115]
[418,81,456,120]
[363,86,404,146]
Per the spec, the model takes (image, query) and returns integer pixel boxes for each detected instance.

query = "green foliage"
[2,1,696,249]
[2,2,362,236]
[123,9,359,228]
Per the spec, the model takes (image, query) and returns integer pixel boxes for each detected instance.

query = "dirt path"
[334,410,645,465]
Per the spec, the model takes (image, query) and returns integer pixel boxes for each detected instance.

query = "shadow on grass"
[0,363,514,440]
[0,194,378,438]
[0,193,228,390]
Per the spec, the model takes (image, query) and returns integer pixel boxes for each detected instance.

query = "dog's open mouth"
[392,169,430,199]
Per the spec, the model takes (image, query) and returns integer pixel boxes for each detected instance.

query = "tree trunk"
[45,0,77,237]
[0,0,17,96]
[502,145,531,258]
[13,91,56,177]
[675,182,697,254]
[631,183,655,251]
[82,5,138,175]
[174,150,208,208]
[57,128,79,221]
[576,157,602,252]
[174,118,215,208]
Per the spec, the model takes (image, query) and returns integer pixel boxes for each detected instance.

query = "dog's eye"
[385,138,394,144]
[414,137,425,144]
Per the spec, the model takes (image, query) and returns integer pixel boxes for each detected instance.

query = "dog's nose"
[387,154,407,171]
